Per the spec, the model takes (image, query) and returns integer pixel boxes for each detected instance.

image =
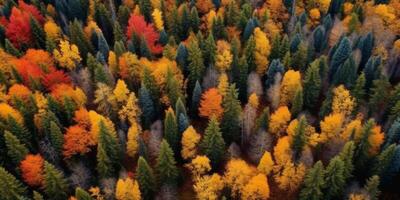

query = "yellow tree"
[269,106,291,136]
[242,173,270,200]
[224,159,255,198]
[199,88,224,120]
[194,173,224,200]
[274,162,306,191]
[181,126,201,160]
[215,40,232,72]
[332,85,355,117]
[152,9,164,31]
[341,117,363,141]
[369,125,385,156]
[217,73,229,97]
[280,70,302,106]
[44,19,61,41]
[253,27,271,74]
[248,93,259,109]
[186,155,211,177]
[273,136,292,168]
[118,92,141,125]
[257,151,274,175]
[126,122,140,158]
[320,113,344,142]
[108,51,118,75]
[115,178,141,200]
[113,79,130,103]
[53,40,82,70]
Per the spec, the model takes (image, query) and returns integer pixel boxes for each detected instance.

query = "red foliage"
[18,0,44,24]
[41,68,71,90]
[126,15,163,54]
[63,125,95,159]
[6,7,32,48]
[20,154,45,187]
[12,58,44,86]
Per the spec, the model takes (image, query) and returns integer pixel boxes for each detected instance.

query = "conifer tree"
[332,57,357,88]
[291,116,307,160]
[30,17,46,49]
[364,175,380,200]
[369,77,391,115]
[329,37,351,81]
[5,39,22,57]
[43,162,68,200]
[0,166,27,199]
[203,33,217,66]
[221,84,242,144]
[244,35,256,72]
[237,56,249,102]
[96,121,121,178]
[4,130,28,165]
[49,121,64,156]
[351,73,366,106]
[97,32,109,60]
[75,187,93,200]
[191,80,202,116]
[303,60,321,110]
[7,116,31,149]
[156,140,178,185]
[200,117,226,168]
[139,86,155,129]
[211,17,227,40]
[164,108,180,158]
[190,7,200,33]
[136,156,156,200]
[187,40,205,90]
[69,19,93,60]
[373,144,396,178]
[33,191,44,200]
[324,157,346,199]
[313,26,327,53]
[299,161,325,200]
[139,0,153,22]
[338,141,355,181]
[179,4,191,40]
[166,69,183,107]
[354,120,374,177]
[291,88,303,116]
[176,43,188,71]
[265,59,285,89]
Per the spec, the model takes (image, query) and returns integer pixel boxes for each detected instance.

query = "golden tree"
[332,85,356,118]
[113,79,130,103]
[152,9,164,31]
[280,70,302,106]
[115,178,141,200]
[269,106,291,136]
[242,173,270,200]
[215,40,232,72]
[181,126,201,160]
[53,40,82,70]
[186,155,211,177]
[126,122,140,158]
[257,151,274,175]
[193,173,224,200]
[253,27,271,74]
[223,159,255,198]
[320,113,344,142]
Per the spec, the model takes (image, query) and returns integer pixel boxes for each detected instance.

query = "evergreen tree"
[200,117,226,168]
[237,56,249,102]
[176,43,188,71]
[338,141,355,181]
[211,17,227,40]
[178,113,189,134]
[175,97,187,120]
[332,57,357,88]
[156,140,178,185]
[351,73,366,107]
[358,32,374,68]
[354,120,374,177]
[7,116,31,150]
[159,29,168,45]
[303,60,321,110]
[139,0,153,22]
[291,88,304,116]
[33,191,44,200]
[190,7,200,33]
[69,19,93,61]
[244,35,256,72]
[363,56,381,91]
[43,162,68,200]
[221,84,242,144]
[5,39,22,57]
[203,33,217,66]
[292,116,307,160]
[97,32,110,60]
[136,156,156,200]
[4,130,28,165]
[142,66,160,105]
[114,40,126,58]
[0,167,27,199]
[96,121,121,178]
[299,161,325,200]
[242,19,255,41]
[265,59,284,89]
[324,157,346,199]
[187,40,205,90]
[369,77,391,115]
[113,21,125,43]
[384,118,400,148]
[75,187,93,200]
[139,86,155,129]
[94,63,110,85]
[49,121,64,156]
[313,25,327,53]
[164,107,180,158]
[166,69,183,107]
[373,144,396,177]
[225,1,240,27]
[364,175,380,200]
[30,17,46,49]
[179,4,191,40]
[94,3,114,43]
[191,80,202,117]
[292,42,308,71]
[329,37,351,81]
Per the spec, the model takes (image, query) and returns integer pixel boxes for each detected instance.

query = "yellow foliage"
[343,2,354,15]
[194,173,224,200]
[53,40,82,70]
[181,126,201,160]
[151,0,161,9]
[280,70,302,106]
[257,151,274,175]
[88,110,117,143]
[368,125,384,156]
[115,178,141,200]
[215,40,232,72]
[374,4,396,23]
[84,20,101,38]
[341,118,363,141]
[317,0,331,13]
[309,8,321,25]
[217,73,229,96]
[108,51,118,76]
[0,49,15,78]
[242,173,270,200]
[0,103,24,125]
[274,162,306,191]
[206,10,217,29]
[186,155,211,177]
[118,92,141,125]
[348,193,369,200]
[118,52,141,81]
[44,19,61,41]
[224,159,255,198]
[126,122,140,158]
[269,106,291,136]
[113,79,130,103]
[320,113,344,142]
[273,136,292,167]
[332,85,355,117]
[253,27,271,74]
[152,9,164,31]
[248,93,259,109]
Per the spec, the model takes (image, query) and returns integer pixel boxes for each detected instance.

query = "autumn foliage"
[20,154,45,187]
[126,15,163,54]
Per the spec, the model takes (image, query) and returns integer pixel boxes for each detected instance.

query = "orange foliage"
[20,154,45,187]
[199,88,224,120]
[126,15,163,54]
[51,83,86,107]
[12,58,44,87]
[22,49,54,68]
[73,107,91,128]
[8,84,32,100]
[63,125,96,159]
[368,125,385,156]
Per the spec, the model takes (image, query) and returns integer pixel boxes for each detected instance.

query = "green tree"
[164,107,180,158]
[338,141,355,181]
[351,73,366,107]
[136,156,156,200]
[139,0,153,22]
[7,115,31,150]
[5,39,21,57]
[303,60,321,110]
[4,130,28,165]
[96,121,121,178]
[299,161,325,200]
[30,16,45,49]
[291,88,304,116]
[364,175,380,200]
[49,121,64,156]
[244,35,256,72]
[354,120,374,177]
[200,117,226,168]
[190,7,200,33]
[156,140,178,185]
[329,37,351,81]
[75,187,93,200]
[0,167,27,200]
[221,84,242,144]
[69,19,93,61]
[291,116,307,160]
[332,57,357,88]
[203,33,217,66]
[324,157,346,199]
[139,86,155,129]
[191,80,202,117]
[187,40,205,90]
[43,162,68,200]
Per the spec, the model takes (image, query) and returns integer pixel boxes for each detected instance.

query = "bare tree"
[202,65,219,90]
[148,120,163,160]
[267,73,282,111]
[68,161,92,189]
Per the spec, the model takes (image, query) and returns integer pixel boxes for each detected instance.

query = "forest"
[0,0,400,199]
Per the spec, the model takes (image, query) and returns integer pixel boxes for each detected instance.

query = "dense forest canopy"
[0,0,400,199]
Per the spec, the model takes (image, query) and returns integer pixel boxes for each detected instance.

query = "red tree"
[42,67,71,91]
[20,154,45,187]
[126,15,163,54]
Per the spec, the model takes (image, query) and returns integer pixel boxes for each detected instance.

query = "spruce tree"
[364,175,380,200]
[383,118,400,148]
[203,33,217,66]
[0,167,27,199]
[7,115,31,150]
[354,120,374,177]
[175,97,187,120]
[237,56,249,102]
[69,19,93,61]
[43,162,68,200]
[164,108,180,158]
[358,32,374,68]
[136,156,156,200]
[113,21,125,43]
[179,4,191,40]
[221,84,242,144]
[140,36,152,59]
[94,3,113,43]
[332,57,357,88]
[75,187,93,200]
[166,69,183,107]
[351,73,366,107]
[373,144,396,177]
[242,19,255,41]
[49,121,64,156]
[190,7,200,33]
[244,35,256,72]
[329,37,351,81]
[96,121,121,178]
[324,157,346,199]
[291,116,307,160]
[139,86,155,129]
[191,80,202,117]
[97,32,110,60]
[369,77,391,115]
[299,161,325,200]
[176,43,188,71]
[303,60,321,110]
[265,59,285,89]
[5,39,22,57]
[200,117,226,168]
[211,17,227,40]
[139,0,153,22]
[291,88,304,116]
[313,25,327,53]
[30,16,46,49]
[363,56,381,91]
[187,40,205,91]
[156,140,178,185]
[338,141,355,181]
[4,130,28,165]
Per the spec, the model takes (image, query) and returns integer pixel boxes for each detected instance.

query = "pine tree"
[166,69,183,107]
[291,116,307,160]
[176,43,188,71]
[139,0,153,22]
[43,162,68,200]
[211,17,227,40]
[265,59,285,89]
[75,187,93,200]
[191,80,202,116]
[244,36,256,72]
[358,32,374,68]
[0,166,27,199]
[338,141,355,181]
[291,88,303,116]
[200,117,226,168]
[140,36,152,59]
[332,57,357,88]
[204,33,217,66]
[139,86,155,129]
[179,4,191,40]
[4,130,28,165]
[237,56,249,102]
[369,77,391,115]
[303,60,321,110]
[113,21,125,43]
[243,19,255,41]
[384,118,400,148]
[351,73,366,107]
[97,32,110,60]
[156,140,178,185]
[5,39,22,57]
[221,84,242,144]
[49,121,64,156]
[33,191,44,200]
[363,56,381,91]
[7,116,31,150]
[94,3,113,43]
[187,40,205,90]
[373,144,396,178]
[364,175,380,200]
[329,37,351,81]
[30,16,46,49]
[324,157,346,199]
[299,161,325,200]
[164,108,180,158]
[313,26,327,53]
[354,120,374,177]
[96,121,121,178]
[190,7,200,33]
[136,156,156,200]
